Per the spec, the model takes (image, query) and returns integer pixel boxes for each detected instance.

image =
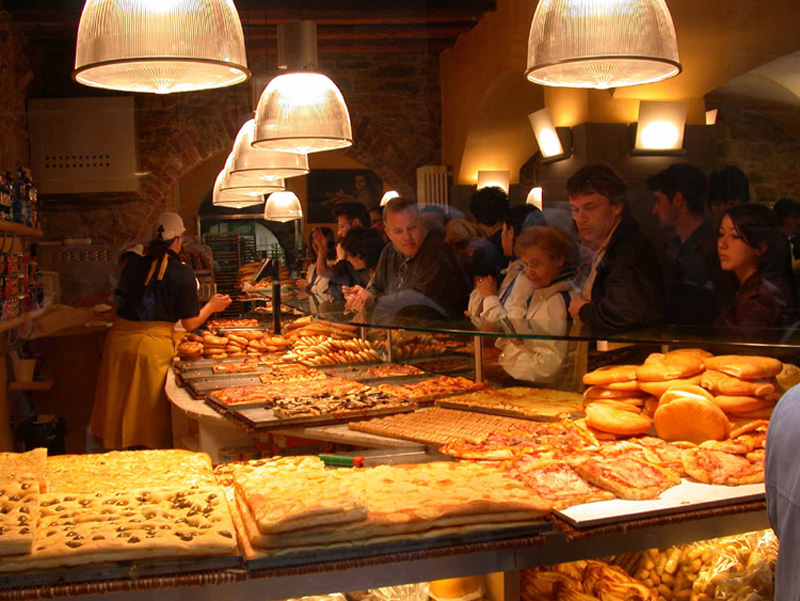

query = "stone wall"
[711,101,800,204]
[38,49,442,245]
[0,11,32,172]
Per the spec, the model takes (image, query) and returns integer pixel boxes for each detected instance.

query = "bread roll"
[712,394,779,414]
[583,365,639,385]
[702,355,783,379]
[777,363,800,392]
[700,369,777,397]
[654,396,730,444]
[585,404,652,436]
[659,383,715,406]
[636,353,704,382]
[429,577,483,601]
[638,375,702,398]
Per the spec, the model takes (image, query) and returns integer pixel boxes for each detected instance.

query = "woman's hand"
[311,228,326,256]
[475,275,498,299]
[343,285,371,312]
[208,294,232,313]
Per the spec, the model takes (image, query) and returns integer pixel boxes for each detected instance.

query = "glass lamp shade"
[219,155,285,194]
[253,72,353,154]
[265,191,303,222]
[380,191,400,206]
[212,171,266,209]
[526,0,681,90]
[231,119,309,181]
[74,0,250,94]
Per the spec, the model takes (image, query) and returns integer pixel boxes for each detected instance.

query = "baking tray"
[241,521,549,570]
[177,364,272,381]
[174,356,253,372]
[406,354,475,374]
[434,388,585,422]
[555,481,766,529]
[205,394,417,430]
[186,375,265,398]
[0,553,242,591]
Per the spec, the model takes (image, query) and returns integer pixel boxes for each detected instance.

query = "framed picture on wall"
[307,169,383,223]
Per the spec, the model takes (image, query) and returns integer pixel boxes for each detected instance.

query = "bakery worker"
[90,213,231,450]
[766,384,800,601]
[567,164,664,331]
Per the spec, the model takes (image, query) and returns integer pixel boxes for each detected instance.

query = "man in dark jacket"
[567,164,664,331]
[344,197,469,320]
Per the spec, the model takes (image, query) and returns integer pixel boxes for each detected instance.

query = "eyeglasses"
[395,259,409,290]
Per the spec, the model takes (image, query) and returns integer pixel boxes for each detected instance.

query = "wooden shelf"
[9,379,55,391]
[0,308,48,334]
[0,220,43,238]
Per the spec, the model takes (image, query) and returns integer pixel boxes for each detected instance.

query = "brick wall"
[710,101,800,204]
[38,50,442,244]
[0,11,32,172]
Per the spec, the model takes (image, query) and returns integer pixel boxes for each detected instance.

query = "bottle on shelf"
[22,168,38,230]
[0,173,11,221]
[10,168,31,227]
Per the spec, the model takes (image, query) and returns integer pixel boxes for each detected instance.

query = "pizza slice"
[681,447,764,486]
[571,456,681,500]
[504,458,615,509]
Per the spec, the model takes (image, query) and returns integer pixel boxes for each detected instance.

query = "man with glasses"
[344,197,469,320]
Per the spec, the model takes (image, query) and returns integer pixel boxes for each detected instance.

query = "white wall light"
[633,100,688,155]
[265,191,303,222]
[476,171,511,194]
[526,187,543,210]
[528,108,565,159]
[380,190,400,206]
[706,109,719,126]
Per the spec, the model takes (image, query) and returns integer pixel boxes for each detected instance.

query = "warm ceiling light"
[74,0,250,94]
[380,191,400,206]
[526,187,543,210]
[477,171,510,194]
[253,22,352,154]
[526,0,681,90]
[528,108,565,159]
[231,120,309,181]
[265,191,303,222]
[634,100,688,153]
[706,109,719,125]
[213,173,263,209]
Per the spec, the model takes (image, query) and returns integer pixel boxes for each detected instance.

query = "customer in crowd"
[369,205,389,244]
[333,201,371,240]
[444,219,492,281]
[467,205,545,327]
[343,197,469,320]
[497,226,577,385]
[303,226,336,298]
[708,165,750,227]
[567,164,664,331]
[91,213,231,450]
[339,227,385,288]
[716,203,798,334]
[773,197,800,260]
[419,204,449,237]
[469,186,510,277]
[647,163,736,325]
[766,384,800,601]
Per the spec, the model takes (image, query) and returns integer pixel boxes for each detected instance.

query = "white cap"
[123,243,145,256]
[154,212,185,240]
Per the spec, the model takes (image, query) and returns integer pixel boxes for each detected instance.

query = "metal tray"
[406,354,475,374]
[177,364,271,381]
[205,394,417,430]
[185,375,265,398]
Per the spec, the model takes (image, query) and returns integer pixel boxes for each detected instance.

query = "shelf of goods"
[0,220,43,238]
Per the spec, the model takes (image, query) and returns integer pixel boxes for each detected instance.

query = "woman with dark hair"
[90,213,231,450]
[304,226,336,298]
[716,203,798,334]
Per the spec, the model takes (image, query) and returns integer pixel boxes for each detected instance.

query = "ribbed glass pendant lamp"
[220,154,285,194]
[231,119,309,181]
[264,191,303,222]
[213,172,264,209]
[253,21,352,154]
[74,0,250,94]
[526,0,681,90]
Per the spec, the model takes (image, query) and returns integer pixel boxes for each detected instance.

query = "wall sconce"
[380,190,400,206]
[528,108,567,161]
[632,100,688,155]
[476,171,510,194]
[526,187,543,210]
[706,109,718,125]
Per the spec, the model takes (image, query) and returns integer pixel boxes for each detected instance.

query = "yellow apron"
[89,317,176,450]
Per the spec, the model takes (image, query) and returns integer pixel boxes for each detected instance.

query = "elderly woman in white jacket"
[498,226,577,385]
[468,205,545,326]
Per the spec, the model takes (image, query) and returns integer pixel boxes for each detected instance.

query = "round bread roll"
[636,353,704,382]
[665,348,714,360]
[583,398,643,414]
[429,576,483,601]
[583,365,640,385]
[585,403,652,436]
[729,406,775,419]
[204,352,228,359]
[702,355,783,379]
[700,370,777,397]
[654,396,730,444]
[659,383,715,406]
[185,333,204,343]
[713,394,780,414]
[643,396,659,417]
[202,334,229,346]
[777,363,800,392]
[638,375,703,398]
[176,342,203,357]
[584,386,646,400]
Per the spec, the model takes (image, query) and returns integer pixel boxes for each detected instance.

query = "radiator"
[416,165,449,208]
